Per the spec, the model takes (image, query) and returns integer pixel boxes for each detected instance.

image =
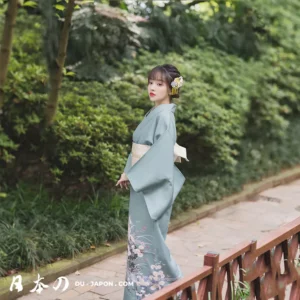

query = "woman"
[116,64,189,300]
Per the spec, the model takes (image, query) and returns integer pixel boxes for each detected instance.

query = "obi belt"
[131,142,189,167]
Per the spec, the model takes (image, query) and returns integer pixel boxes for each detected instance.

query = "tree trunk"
[0,0,18,110]
[109,0,121,7]
[45,0,76,126]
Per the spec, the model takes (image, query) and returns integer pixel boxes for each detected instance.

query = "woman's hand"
[116,172,130,190]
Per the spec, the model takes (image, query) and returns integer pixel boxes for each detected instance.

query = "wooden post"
[204,251,219,300]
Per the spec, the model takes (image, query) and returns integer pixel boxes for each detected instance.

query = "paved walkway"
[19,179,300,300]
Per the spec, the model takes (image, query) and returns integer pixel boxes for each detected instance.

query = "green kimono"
[123,103,187,300]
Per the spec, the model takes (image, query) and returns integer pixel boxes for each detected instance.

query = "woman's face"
[148,78,171,104]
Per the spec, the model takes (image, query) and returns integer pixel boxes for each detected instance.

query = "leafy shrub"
[245,46,300,140]
[0,183,128,275]
[119,46,256,172]
[66,4,144,81]
[45,83,133,186]
[0,12,47,171]
[138,4,204,54]
[172,117,300,216]
[1,1,300,275]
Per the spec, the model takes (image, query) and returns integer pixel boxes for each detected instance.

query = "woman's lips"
[150,93,156,97]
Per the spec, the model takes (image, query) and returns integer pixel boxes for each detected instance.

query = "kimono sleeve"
[125,113,175,221]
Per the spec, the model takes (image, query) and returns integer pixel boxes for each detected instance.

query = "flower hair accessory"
[170,76,183,95]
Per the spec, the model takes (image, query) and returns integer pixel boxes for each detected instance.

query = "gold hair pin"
[171,76,184,95]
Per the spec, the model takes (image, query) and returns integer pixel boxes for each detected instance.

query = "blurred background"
[0,0,300,277]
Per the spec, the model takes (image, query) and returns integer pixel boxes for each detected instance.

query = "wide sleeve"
[125,113,176,221]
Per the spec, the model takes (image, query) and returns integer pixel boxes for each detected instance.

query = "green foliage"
[246,46,300,140]
[138,5,204,54]
[2,8,300,184]
[119,46,255,172]
[0,9,144,189]
[2,117,300,275]
[45,83,133,185]
[0,128,18,163]
[0,11,47,167]
[122,0,300,146]
[172,117,300,216]
[0,183,128,275]
[1,0,300,276]
[231,275,251,300]
[255,0,300,54]
[2,1,300,187]
[38,0,57,63]
[22,1,38,8]
[202,0,266,59]
[66,4,143,81]
[202,0,300,60]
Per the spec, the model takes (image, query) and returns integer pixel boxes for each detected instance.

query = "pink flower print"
[133,248,143,258]
[149,268,166,291]
[152,270,165,281]
[151,264,162,270]
[136,276,150,287]
[150,281,164,291]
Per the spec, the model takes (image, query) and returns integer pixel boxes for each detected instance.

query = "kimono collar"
[146,103,177,118]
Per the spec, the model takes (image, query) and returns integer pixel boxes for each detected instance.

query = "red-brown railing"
[146,217,300,300]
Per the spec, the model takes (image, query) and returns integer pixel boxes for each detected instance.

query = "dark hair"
[147,64,182,101]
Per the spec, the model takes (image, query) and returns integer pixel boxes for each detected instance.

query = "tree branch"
[187,0,208,8]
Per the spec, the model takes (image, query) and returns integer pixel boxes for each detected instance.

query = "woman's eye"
[158,83,162,86]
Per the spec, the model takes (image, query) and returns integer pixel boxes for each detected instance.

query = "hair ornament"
[171,76,183,95]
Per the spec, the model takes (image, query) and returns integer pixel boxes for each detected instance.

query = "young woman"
[116,64,189,300]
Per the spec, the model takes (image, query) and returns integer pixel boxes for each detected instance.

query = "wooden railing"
[145,217,300,300]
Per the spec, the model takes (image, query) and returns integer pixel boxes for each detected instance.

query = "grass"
[0,183,129,277]
[231,272,251,300]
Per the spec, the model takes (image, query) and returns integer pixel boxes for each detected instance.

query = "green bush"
[138,4,204,54]
[1,0,300,276]
[66,4,143,81]
[2,14,300,186]
[45,83,133,186]
[0,183,128,275]
[172,117,300,216]
[245,46,300,140]
[0,12,47,170]
[119,46,256,172]
[202,0,265,59]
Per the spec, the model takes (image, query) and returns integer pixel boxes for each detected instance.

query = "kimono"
[122,103,188,300]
